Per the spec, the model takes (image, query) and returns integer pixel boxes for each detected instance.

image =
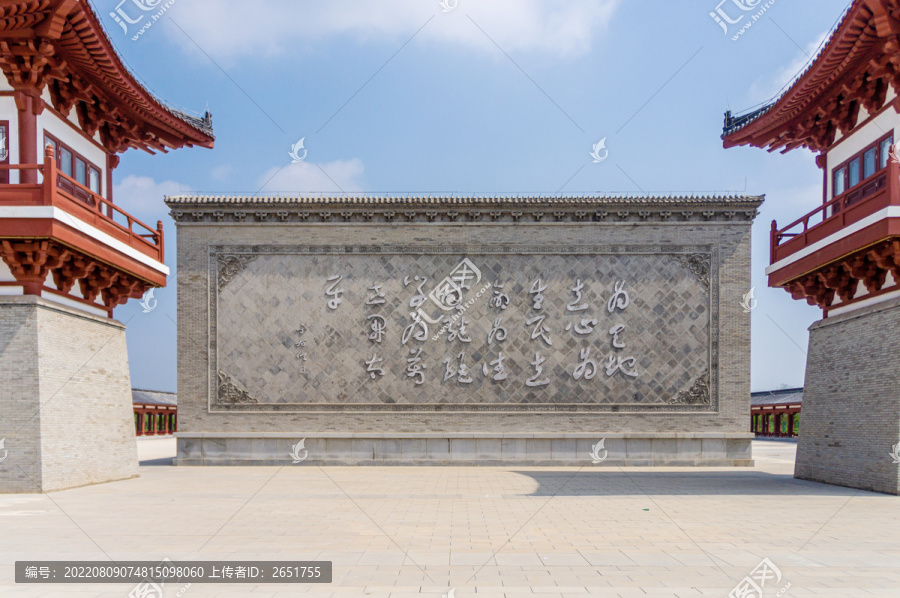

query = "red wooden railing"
[0,145,164,263]
[770,158,900,264]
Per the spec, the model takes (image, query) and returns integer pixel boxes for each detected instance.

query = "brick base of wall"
[795,297,900,495]
[0,296,139,493]
[175,432,754,466]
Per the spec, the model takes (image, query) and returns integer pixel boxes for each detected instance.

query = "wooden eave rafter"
[723,0,900,153]
[0,0,213,154]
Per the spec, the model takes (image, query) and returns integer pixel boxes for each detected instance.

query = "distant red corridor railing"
[134,407,177,436]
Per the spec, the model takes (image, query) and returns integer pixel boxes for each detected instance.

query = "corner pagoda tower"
[0,0,213,493]
[724,0,900,494]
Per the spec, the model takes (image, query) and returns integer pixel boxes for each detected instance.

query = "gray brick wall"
[173,207,756,442]
[0,296,139,493]
[795,296,900,495]
[0,299,43,492]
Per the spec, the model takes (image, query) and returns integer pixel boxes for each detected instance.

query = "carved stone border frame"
[207,244,720,414]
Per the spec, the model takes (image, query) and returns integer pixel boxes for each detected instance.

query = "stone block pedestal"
[0,296,138,493]
[795,297,900,495]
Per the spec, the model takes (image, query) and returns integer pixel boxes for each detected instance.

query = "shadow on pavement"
[512,470,861,497]
[139,457,174,466]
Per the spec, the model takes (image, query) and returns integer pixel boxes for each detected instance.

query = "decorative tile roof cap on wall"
[165,194,764,224]
[166,194,765,207]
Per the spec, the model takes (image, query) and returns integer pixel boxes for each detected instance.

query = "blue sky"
[101,0,851,393]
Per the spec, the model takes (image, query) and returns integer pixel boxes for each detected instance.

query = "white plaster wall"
[0,96,20,183]
[0,259,16,282]
[38,88,104,147]
[826,104,900,199]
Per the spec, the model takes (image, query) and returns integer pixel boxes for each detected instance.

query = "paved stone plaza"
[1,439,898,597]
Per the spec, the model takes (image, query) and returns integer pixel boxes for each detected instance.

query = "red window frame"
[831,131,894,202]
[0,121,9,185]
[43,132,102,203]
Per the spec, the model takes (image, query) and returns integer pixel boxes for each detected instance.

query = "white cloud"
[166,0,619,61]
[113,175,190,225]
[257,159,365,193]
[748,31,829,106]
[211,164,232,181]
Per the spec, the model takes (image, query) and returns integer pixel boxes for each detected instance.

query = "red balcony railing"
[0,146,164,263]
[770,158,900,264]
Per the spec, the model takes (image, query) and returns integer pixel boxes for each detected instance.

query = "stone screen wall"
[169,195,760,437]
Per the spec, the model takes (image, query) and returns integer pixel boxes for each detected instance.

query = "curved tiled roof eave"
[76,0,215,145]
[721,1,864,145]
[1,0,216,149]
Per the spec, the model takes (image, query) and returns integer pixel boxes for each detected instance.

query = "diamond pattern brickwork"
[211,247,715,412]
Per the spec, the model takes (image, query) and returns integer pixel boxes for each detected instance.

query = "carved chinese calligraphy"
[406,347,427,386]
[212,248,715,411]
[326,275,345,310]
[526,314,553,346]
[525,352,551,387]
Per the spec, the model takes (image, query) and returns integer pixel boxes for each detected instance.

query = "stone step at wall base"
[174,434,753,467]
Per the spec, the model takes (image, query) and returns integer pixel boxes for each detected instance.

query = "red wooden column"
[105,154,118,218]
[14,91,42,184]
